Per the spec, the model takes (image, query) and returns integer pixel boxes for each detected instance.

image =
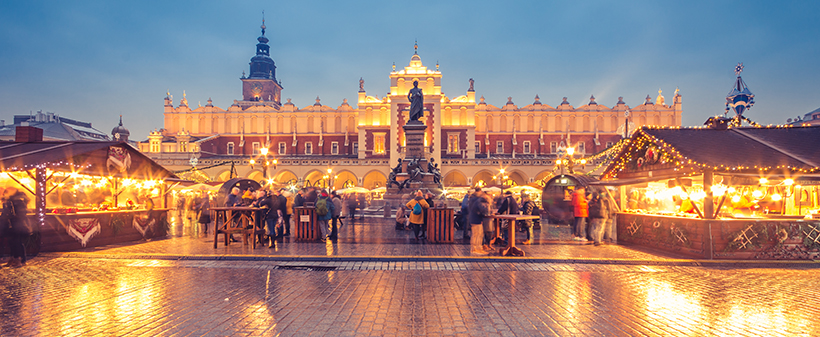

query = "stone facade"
[138,25,682,189]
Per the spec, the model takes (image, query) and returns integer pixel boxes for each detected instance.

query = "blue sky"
[1,1,818,140]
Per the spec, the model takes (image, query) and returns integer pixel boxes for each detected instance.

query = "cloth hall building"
[138,24,683,189]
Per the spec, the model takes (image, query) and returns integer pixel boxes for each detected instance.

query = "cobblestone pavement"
[1,256,819,336]
[3,217,819,336]
[59,216,677,262]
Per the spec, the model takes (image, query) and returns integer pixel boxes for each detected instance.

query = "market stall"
[600,125,820,259]
[0,141,177,252]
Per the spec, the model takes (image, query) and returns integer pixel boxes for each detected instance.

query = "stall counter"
[39,208,169,252]
[616,212,820,260]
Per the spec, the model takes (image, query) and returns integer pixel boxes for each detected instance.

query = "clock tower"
[241,18,282,106]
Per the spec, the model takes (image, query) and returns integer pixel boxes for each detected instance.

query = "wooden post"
[703,170,714,219]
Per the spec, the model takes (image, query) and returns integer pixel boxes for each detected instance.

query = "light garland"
[603,126,820,180]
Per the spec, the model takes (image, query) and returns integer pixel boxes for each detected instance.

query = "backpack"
[315,198,329,216]
[412,201,422,215]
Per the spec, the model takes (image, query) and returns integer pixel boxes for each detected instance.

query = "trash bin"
[427,207,454,243]
[295,206,319,240]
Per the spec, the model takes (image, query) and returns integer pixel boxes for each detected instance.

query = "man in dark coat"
[1,187,31,267]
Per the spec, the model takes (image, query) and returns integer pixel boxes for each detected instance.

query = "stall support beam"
[703,170,715,219]
[676,177,704,219]
[36,166,46,227]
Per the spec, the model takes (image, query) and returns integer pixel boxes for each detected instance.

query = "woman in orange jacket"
[571,187,589,241]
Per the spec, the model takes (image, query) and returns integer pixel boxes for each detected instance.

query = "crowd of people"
[212,186,370,246]
[570,186,616,246]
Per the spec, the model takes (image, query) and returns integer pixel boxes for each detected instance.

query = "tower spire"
[414,39,418,54]
[261,10,266,35]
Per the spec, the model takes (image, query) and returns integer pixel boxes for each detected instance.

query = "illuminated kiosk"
[0,136,176,253]
[598,125,820,259]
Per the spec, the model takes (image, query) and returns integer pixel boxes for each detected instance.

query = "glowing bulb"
[770,194,782,201]
[249,159,256,165]
[759,178,768,185]
[783,179,794,186]
[260,147,268,155]
[731,195,741,203]
[566,147,575,155]
[727,187,736,193]
[752,190,763,199]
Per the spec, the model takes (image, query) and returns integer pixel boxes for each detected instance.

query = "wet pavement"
[2,215,819,336]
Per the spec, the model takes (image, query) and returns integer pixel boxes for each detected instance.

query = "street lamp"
[250,147,277,182]
[555,146,586,175]
[326,168,333,190]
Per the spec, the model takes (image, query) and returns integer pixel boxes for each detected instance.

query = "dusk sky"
[1,1,819,140]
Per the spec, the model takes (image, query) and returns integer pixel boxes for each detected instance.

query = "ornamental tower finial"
[414,39,418,55]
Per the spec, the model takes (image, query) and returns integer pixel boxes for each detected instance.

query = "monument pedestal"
[381,120,442,211]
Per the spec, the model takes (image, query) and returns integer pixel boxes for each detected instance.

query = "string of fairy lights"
[604,126,820,180]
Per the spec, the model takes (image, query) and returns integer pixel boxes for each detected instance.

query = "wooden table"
[212,207,267,248]
[491,214,540,256]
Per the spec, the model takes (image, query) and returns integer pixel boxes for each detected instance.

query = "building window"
[523,141,531,154]
[448,134,459,153]
[252,142,261,155]
[475,141,481,153]
[578,142,586,154]
[373,133,386,154]
[227,142,235,155]
[331,142,339,155]
[278,142,286,155]
[496,141,504,154]
[179,141,187,152]
[150,142,160,153]
[550,141,558,154]
[305,142,313,155]
[353,142,359,154]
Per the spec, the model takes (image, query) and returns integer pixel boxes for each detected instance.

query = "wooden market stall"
[0,141,177,252]
[599,125,820,259]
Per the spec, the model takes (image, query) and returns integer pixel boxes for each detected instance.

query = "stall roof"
[603,125,820,180]
[0,141,177,180]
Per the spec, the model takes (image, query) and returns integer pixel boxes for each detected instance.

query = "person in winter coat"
[571,187,589,242]
[252,190,278,248]
[497,191,519,243]
[459,192,471,239]
[467,187,490,255]
[316,191,335,241]
[195,191,211,236]
[406,190,430,240]
[1,187,31,268]
[520,194,536,245]
[588,189,611,246]
[330,191,343,240]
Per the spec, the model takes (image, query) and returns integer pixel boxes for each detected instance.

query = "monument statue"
[407,80,424,121]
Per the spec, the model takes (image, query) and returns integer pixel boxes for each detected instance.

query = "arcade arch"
[304,169,328,188]
[333,170,358,190]
[442,170,468,187]
[472,170,495,187]
[362,170,386,189]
